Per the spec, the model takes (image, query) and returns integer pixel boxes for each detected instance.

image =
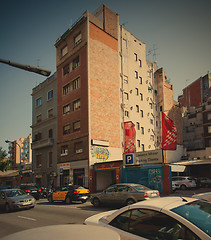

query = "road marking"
[18,216,37,221]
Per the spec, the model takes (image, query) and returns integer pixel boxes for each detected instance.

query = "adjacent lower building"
[31,73,57,187]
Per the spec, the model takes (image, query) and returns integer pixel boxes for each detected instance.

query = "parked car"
[48,185,90,204]
[0,188,36,212]
[198,177,211,188]
[172,176,196,190]
[193,192,211,203]
[172,182,179,192]
[90,183,160,207]
[85,196,211,240]
[19,183,41,200]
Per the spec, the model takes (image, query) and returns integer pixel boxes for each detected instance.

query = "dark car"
[0,188,36,212]
[90,183,160,207]
[48,185,90,204]
[198,177,211,188]
[19,183,41,200]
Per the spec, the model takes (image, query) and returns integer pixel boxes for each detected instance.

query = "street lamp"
[0,58,51,77]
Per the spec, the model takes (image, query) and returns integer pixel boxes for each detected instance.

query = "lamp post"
[0,58,51,77]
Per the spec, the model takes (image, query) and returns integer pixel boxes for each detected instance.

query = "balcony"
[31,138,54,150]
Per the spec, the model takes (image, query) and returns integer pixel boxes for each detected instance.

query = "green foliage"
[0,147,12,172]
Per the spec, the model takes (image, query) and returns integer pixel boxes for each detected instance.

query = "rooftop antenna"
[147,44,159,64]
[122,21,128,27]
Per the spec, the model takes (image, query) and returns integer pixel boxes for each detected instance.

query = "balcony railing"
[31,138,54,150]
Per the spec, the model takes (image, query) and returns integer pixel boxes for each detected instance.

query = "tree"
[0,147,12,172]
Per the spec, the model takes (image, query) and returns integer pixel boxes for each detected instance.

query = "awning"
[171,159,211,166]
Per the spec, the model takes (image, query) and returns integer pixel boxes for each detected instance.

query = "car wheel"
[81,199,87,203]
[126,198,135,206]
[180,184,187,190]
[48,196,54,203]
[65,196,72,204]
[5,203,10,212]
[92,198,100,207]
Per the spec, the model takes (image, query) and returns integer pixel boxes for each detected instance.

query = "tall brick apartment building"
[55,4,175,192]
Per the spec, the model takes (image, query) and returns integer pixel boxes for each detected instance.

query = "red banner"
[162,112,177,150]
[124,121,136,153]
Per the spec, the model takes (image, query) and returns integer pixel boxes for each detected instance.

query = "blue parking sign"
[125,154,134,165]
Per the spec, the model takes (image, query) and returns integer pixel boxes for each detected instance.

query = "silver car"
[0,188,36,212]
[90,183,160,207]
[172,176,196,190]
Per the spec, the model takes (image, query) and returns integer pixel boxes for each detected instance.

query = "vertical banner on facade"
[124,121,136,153]
[162,112,177,150]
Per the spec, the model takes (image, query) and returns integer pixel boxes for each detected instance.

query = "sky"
[0,0,211,152]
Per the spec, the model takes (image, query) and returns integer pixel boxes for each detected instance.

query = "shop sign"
[124,149,163,166]
[91,146,111,162]
[95,161,121,170]
[60,162,70,169]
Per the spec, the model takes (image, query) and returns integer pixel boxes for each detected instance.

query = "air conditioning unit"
[76,149,83,154]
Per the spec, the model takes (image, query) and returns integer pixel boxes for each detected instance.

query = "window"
[140,110,143,117]
[49,152,52,167]
[61,145,68,156]
[136,105,139,112]
[208,126,211,133]
[134,53,137,61]
[135,88,139,95]
[49,129,53,138]
[63,83,70,96]
[36,114,42,123]
[139,76,142,84]
[125,111,129,117]
[140,93,143,101]
[149,103,153,109]
[74,141,83,154]
[124,75,128,83]
[36,97,42,107]
[141,127,144,134]
[110,209,200,240]
[36,154,42,168]
[63,63,70,76]
[141,144,144,151]
[148,87,152,93]
[135,71,138,79]
[74,33,82,46]
[73,121,80,131]
[61,45,68,57]
[124,92,129,100]
[139,59,142,67]
[34,132,42,141]
[63,124,71,135]
[73,77,80,90]
[48,108,53,118]
[150,135,154,141]
[136,122,140,130]
[150,119,154,124]
[63,104,70,114]
[208,113,211,120]
[137,140,140,147]
[73,99,80,111]
[123,39,127,48]
[47,90,53,100]
[72,56,80,70]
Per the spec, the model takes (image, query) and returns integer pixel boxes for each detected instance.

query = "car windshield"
[5,189,25,197]
[171,200,211,237]
[133,185,150,191]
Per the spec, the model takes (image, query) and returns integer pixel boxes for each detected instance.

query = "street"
[0,187,210,238]
[0,200,109,238]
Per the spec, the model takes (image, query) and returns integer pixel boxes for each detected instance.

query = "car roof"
[0,188,21,192]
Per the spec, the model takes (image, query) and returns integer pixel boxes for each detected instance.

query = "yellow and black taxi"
[47,185,90,204]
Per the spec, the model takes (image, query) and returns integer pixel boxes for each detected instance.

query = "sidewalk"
[169,187,211,197]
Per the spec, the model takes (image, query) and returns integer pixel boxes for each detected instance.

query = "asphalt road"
[0,200,108,238]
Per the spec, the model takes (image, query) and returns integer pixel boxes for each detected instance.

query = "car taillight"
[87,190,90,193]
[188,181,192,183]
[144,192,149,198]
[25,189,31,193]
[74,191,80,194]
[38,188,41,192]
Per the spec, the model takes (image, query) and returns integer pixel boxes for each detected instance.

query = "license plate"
[151,193,157,197]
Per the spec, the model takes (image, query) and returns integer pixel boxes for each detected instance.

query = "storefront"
[57,160,89,187]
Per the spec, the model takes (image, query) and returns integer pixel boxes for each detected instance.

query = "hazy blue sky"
[0,0,211,151]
